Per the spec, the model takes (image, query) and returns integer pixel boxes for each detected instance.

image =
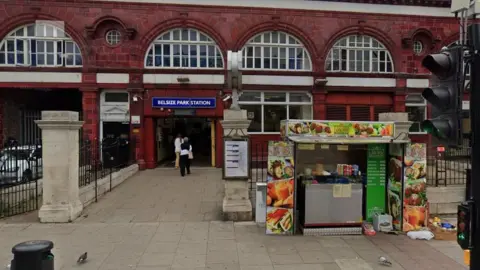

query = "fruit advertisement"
[387,143,404,230]
[402,143,428,232]
[280,120,394,138]
[266,141,295,235]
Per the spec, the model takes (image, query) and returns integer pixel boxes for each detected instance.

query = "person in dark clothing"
[179,137,192,177]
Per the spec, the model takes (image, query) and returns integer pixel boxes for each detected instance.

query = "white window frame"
[238,91,313,134]
[0,24,83,67]
[413,40,424,55]
[105,30,122,46]
[406,94,427,135]
[326,35,394,73]
[240,31,312,71]
[144,28,224,69]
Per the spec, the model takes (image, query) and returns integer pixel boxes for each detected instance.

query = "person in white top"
[179,137,193,176]
[174,133,183,169]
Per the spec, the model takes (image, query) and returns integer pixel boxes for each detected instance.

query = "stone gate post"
[35,111,84,223]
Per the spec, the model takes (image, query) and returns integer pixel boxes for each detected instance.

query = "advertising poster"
[403,143,428,232]
[366,144,387,221]
[266,141,295,235]
[387,144,404,231]
[280,120,394,138]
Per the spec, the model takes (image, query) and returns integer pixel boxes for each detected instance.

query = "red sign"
[437,146,446,153]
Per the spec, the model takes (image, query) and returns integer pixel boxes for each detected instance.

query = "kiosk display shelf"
[268,119,421,236]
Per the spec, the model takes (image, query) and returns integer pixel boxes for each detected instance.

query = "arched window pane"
[325,35,394,73]
[240,31,312,71]
[145,28,224,69]
[0,24,83,67]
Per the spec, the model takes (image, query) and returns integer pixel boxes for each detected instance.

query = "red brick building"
[0,0,464,169]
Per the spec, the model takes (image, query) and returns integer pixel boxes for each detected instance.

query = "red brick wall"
[0,1,461,74]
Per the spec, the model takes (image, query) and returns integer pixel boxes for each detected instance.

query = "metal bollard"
[10,240,54,270]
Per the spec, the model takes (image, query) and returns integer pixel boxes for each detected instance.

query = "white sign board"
[131,115,141,124]
[224,140,249,178]
[463,100,470,110]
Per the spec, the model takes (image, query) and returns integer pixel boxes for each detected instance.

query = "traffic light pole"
[469,23,480,270]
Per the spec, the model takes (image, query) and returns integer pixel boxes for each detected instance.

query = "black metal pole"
[469,24,480,269]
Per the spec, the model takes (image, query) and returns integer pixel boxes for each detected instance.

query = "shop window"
[406,94,427,133]
[240,31,312,71]
[145,28,224,69]
[0,24,83,67]
[239,91,313,133]
[325,35,394,73]
[104,92,129,103]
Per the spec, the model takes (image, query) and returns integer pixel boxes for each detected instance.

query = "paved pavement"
[0,168,468,270]
[77,168,225,223]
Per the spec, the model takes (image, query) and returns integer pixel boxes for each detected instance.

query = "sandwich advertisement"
[266,141,295,235]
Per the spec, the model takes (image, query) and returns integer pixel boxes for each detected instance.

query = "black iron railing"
[0,143,42,219]
[78,138,137,201]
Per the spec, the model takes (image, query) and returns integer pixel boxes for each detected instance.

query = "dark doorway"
[156,117,212,167]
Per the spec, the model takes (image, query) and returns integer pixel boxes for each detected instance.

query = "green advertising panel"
[366,144,387,221]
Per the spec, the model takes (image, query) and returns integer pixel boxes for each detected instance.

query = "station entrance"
[155,117,215,167]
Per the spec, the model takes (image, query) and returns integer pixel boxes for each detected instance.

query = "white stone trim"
[143,74,225,84]
[94,0,453,17]
[406,78,429,88]
[0,72,82,83]
[326,77,396,87]
[242,75,313,86]
[97,73,130,84]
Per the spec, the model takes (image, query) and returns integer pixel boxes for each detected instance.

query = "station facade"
[0,0,465,169]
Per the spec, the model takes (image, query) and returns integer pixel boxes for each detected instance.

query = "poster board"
[387,143,404,231]
[402,143,428,232]
[280,120,394,139]
[266,141,295,235]
[222,138,250,179]
[366,144,387,221]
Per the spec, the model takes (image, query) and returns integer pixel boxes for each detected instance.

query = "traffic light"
[421,46,464,147]
[457,202,474,249]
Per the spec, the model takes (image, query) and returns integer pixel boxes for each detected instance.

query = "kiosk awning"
[287,136,410,144]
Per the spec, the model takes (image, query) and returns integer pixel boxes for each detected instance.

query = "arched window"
[0,23,83,67]
[240,31,312,71]
[326,35,394,73]
[145,28,224,69]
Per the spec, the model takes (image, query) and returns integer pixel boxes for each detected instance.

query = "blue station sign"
[152,97,217,109]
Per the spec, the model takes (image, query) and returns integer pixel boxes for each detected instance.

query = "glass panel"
[240,105,262,132]
[75,55,83,66]
[172,30,180,40]
[289,105,312,119]
[37,54,44,65]
[66,42,74,53]
[289,93,311,103]
[190,30,197,41]
[239,92,261,102]
[406,106,426,132]
[263,105,287,132]
[105,92,129,102]
[181,29,189,41]
[46,41,54,53]
[264,92,286,102]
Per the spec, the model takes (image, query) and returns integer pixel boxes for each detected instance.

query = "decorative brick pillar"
[128,88,145,169]
[393,93,406,112]
[312,91,326,120]
[80,88,99,141]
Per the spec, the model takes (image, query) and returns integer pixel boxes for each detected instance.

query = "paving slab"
[0,169,469,270]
